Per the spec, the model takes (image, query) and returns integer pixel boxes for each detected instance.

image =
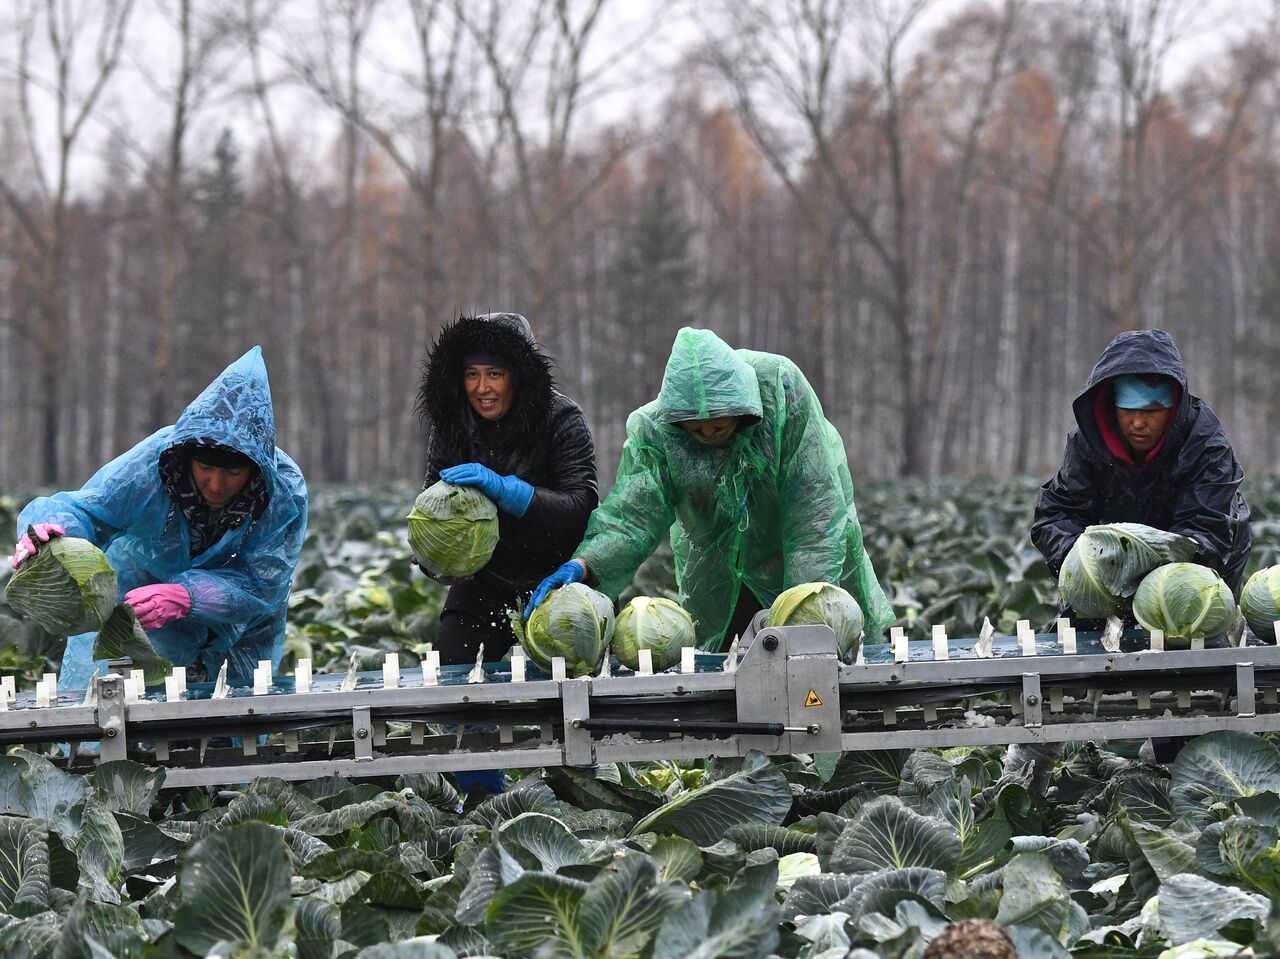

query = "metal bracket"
[97,674,127,762]
[1237,662,1256,718]
[1021,673,1043,727]
[737,625,840,754]
[562,679,593,766]
[352,707,373,761]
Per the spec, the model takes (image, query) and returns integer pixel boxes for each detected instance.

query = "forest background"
[1,0,1278,493]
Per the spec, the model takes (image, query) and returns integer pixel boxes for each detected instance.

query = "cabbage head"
[1058,523,1198,619]
[406,481,499,579]
[1132,562,1236,643]
[513,583,613,677]
[5,532,117,635]
[766,582,865,662]
[1240,566,1280,641]
[612,597,695,672]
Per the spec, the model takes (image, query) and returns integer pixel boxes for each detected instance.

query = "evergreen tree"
[607,179,697,401]
[185,129,252,367]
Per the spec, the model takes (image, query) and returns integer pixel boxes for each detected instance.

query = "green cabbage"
[612,597,695,672]
[766,582,864,662]
[4,532,117,635]
[513,583,613,677]
[406,481,499,579]
[1058,523,1198,619]
[1132,562,1236,643]
[1240,566,1280,641]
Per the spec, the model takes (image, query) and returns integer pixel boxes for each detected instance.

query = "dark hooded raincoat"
[1032,329,1251,595]
[418,313,597,661]
[577,327,895,651]
[19,347,309,688]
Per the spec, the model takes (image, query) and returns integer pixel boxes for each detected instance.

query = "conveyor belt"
[0,616,1276,786]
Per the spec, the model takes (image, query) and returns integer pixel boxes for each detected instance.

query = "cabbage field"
[4,478,1280,958]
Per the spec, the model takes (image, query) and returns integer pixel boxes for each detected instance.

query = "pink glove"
[125,584,193,630]
[8,523,65,570]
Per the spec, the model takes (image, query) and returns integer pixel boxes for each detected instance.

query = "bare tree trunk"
[994,191,1021,469]
[152,0,193,426]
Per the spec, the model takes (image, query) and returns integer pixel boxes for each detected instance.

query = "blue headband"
[1114,375,1174,410]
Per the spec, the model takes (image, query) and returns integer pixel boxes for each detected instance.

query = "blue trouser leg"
[59,631,109,691]
[455,769,506,794]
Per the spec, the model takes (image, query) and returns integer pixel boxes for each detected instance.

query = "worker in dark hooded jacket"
[10,347,308,689]
[416,312,597,666]
[1018,328,1250,777]
[527,326,895,650]
[1032,328,1251,608]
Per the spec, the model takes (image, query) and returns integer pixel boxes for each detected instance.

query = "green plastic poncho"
[576,327,894,651]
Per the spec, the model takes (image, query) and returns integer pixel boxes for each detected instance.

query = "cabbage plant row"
[5,733,1280,956]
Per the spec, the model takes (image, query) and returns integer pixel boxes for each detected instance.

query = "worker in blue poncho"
[8,347,308,688]
[527,327,895,650]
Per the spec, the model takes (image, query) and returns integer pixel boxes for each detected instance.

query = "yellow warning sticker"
[804,690,824,708]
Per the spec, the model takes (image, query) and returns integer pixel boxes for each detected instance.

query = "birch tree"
[0,0,135,482]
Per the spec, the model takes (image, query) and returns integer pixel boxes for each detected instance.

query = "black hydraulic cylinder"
[574,718,810,736]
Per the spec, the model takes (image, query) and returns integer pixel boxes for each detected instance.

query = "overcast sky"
[0,0,1272,197]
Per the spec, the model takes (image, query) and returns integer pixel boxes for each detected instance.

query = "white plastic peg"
[1149,629,1165,652]
[892,626,908,663]
[637,649,654,675]
[1191,637,1205,651]
[252,661,270,696]
[423,650,440,686]
[1,676,14,703]
[1017,620,1036,657]
[43,672,57,701]
[383,653,400,689]
[165,673,184,702]
[551,656,567,682]
[295,659,312,693]
[510,652,526,683]
[1272,620,1280,645]
[680,646,696,674]
[1061,624,1077,655]
[931,625,949,661]
[35,679,50,707]
[127,669,145,702]
[723,636,740,673]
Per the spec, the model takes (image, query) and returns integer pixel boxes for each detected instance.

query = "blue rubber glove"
[441,463,535,517]
[525,560,586,618]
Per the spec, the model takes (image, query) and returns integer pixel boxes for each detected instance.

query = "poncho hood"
[654,327,763,425]
[166,346,280,482]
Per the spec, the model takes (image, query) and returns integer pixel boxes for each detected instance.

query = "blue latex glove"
[441,463,534,517]
[525,560,586,618]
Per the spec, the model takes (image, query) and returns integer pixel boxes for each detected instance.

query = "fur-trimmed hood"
[417,313,556,446]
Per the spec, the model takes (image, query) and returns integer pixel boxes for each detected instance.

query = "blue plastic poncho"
[577,328,894,650]
[18,347,308,686]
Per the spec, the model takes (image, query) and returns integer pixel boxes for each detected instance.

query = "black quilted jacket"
[417,313,597,597]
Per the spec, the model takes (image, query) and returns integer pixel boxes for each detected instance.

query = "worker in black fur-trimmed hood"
[416,312,598,667]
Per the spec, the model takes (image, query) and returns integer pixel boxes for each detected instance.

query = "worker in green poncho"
[526,327,895,650]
